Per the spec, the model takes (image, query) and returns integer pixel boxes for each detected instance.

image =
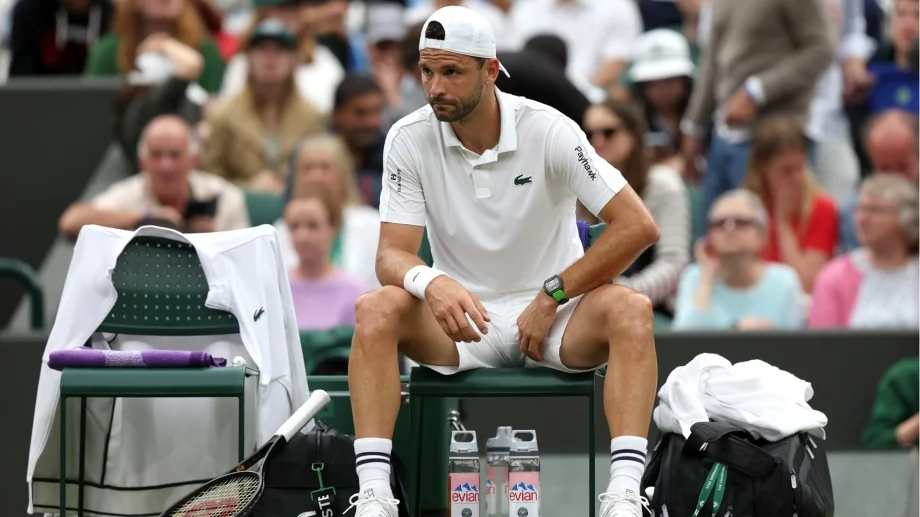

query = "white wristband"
[403,265,447,300]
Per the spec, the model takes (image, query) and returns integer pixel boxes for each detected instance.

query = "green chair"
[244,190,285,227]
[407,225,605,517]
[300,326,354,374]
[0,257,44,330]
[58,236,249,516]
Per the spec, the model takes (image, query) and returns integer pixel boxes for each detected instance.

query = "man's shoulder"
[386,105,437,145]
[503,91,572,136]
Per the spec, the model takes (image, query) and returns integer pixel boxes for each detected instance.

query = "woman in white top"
[274,133,380,288]
[219,1,344,115]
[582,99,690,317]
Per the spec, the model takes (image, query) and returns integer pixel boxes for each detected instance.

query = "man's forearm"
[375,248,428,289]
[558,221,660,300]
[59,204,144,239]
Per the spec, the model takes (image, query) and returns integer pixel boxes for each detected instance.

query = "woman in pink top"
[285,187,371,330]
[809,174,919,329]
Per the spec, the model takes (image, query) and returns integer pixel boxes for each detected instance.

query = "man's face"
[333,92,385,149]
[867,128,919,183]
[249,40,295,85]
[419,49,487,123]
[892,0,920,54]
[140,127,194,201]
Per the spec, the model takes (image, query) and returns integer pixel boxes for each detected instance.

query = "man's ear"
[484,58,500,85]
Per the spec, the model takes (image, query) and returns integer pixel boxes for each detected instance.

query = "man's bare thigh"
[558,285,623,369]
[389,288,460,368]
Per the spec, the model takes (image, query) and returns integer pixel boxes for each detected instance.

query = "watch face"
[545,276,562,292]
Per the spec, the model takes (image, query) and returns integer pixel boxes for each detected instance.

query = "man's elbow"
[58,206,83,239]
[641,217,662,248]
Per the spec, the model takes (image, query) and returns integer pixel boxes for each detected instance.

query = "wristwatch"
[542,275,569,305]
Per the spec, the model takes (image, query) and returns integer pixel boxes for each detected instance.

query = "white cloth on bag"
[27,224,311,516]
[653,353,828,442]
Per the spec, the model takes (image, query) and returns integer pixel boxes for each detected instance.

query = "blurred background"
[0,0,917,514]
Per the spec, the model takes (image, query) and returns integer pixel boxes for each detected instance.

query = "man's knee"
[354,286,414,337]
[601,285,654,334]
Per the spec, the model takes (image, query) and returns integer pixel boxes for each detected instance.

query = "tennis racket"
[157,389,331,517]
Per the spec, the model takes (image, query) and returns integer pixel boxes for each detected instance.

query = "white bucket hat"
[629,29,695,83]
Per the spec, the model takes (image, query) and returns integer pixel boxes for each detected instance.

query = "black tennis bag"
[250,420,410,517]
[641,422,834,517]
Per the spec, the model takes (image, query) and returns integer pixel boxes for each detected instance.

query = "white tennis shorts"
[418,290,606,375]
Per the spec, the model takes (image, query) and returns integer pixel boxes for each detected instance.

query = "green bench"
[57,236,249,516]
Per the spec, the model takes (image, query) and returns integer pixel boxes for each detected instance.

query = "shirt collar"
[439,87,518,160]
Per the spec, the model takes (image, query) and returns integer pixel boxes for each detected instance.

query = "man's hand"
[680,134,704,183]
[186,216,217,233]
[896,413,920,449]
[147,206,184,227]
[516,293,558,362]
[425,276,490,343]
[724,88,758,127]
[843,58,874,104]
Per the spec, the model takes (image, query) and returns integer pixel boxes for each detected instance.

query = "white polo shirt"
[379,88,627,295]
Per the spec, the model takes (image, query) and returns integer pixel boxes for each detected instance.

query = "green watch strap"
[551,289,567,303]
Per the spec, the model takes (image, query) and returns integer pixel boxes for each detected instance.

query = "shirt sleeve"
[378,126,426,226]
[803,195,839,256]
[546,116,627,217]
[91,180,135,211]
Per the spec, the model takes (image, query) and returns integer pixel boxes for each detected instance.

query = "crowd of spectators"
[1,0,916,334]
[0,0,916,449]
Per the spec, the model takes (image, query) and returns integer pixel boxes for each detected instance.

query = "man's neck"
[254,85,287,129]
[721,257,763,288]
[296,260,334,280]
[866,242,912,270]
[449,88,501,155]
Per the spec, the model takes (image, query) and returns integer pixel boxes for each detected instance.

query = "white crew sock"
[607,436,648,496]
[354,438,394,499]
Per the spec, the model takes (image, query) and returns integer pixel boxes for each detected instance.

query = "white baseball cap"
[629,29,695,83]
[419,6,510,77]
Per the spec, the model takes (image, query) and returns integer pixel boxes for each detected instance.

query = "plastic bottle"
[485,426,512,516]
[508,430,540,517]
[449,430,481,517]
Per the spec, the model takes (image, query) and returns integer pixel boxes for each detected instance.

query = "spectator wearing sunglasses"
[672,189,805,330]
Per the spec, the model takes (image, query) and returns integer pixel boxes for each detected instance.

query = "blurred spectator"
[741,117,838,293]
[309,0,355,71]
[864,0,919,114]
[285,187,370,329]
[191,0,238,60]
[220,0,345,115]
[365,3,408,123]
[406,0,517,51]
[512,0,643,101]
[331,73,386,208]
[84,0,225,92]
[861,357,919,449]
[627,29,695,166]
[673,189,805,330]
[839,109,918,252]
[58,115,250,238]
[201,19,324,193]
[381,21,428,130]
[493,34,590,125]
[276,134,380,288]
[637,0,682,32]
[808,0,875,206]
[582,100,690,318]
[681,0,834,219]
[113,36,208,172]
[8,0,114,75]
[809,174,918,328]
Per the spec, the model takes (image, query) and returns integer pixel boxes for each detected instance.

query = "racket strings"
[167,475,260,517]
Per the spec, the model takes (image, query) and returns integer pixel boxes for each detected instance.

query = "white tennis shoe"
[598,490,650,517]
[347,490,400,517]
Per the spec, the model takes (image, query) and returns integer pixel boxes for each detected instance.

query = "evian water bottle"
[508,430,540,517]
[485,426,512,517]
[448,430,481,517]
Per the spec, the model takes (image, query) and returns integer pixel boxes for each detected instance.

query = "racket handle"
[278,389,331,441]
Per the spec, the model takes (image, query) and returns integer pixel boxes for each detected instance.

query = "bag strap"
[685,422,779,477]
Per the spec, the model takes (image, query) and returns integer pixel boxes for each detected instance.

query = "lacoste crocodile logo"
[514,174,533,186]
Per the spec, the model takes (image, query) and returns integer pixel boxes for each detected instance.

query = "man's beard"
[428,82,484,122]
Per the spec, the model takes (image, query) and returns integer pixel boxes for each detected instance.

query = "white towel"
[653,353,828,441]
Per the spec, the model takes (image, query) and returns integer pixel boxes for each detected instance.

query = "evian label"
[450,472,481,517]
[508,472,539,517]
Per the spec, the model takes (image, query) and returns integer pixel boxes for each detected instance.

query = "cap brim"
[629,59,694,83]
[498,60,510,78]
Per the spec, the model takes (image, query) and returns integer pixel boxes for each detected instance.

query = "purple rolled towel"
[48,348,227,371]
[576,220,590,251]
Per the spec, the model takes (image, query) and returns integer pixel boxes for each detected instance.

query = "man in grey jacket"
[680,0,835,220]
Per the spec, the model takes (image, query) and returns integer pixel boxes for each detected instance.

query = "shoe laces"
[598,491,651,517]
[346,492,400,516]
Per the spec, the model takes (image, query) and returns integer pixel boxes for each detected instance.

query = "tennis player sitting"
[347,6,661,517]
